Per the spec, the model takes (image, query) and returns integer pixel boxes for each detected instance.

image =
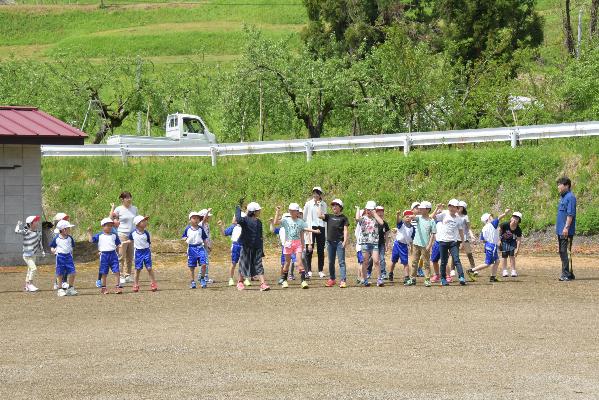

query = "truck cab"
[166,113,216,143]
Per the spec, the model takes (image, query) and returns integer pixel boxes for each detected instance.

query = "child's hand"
[217,220,223,226]
[207,208,212,213]
[504,208,511,214]
[238,196,245,206]
[87,227,92,234]
[268,217,274,223]
[110,202,115,209]
[437,203,444,209]
[276,206,281,212]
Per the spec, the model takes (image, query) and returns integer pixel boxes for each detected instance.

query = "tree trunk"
[94,121,110,144]
[563,0,576,56]
[591,0,599,37]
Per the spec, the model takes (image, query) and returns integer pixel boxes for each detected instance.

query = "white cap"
[53,212,69,222]
[101,217,114,226]
[312,186,323,194]
[133,215,149,226]
[365,200,376,210]
[458,201,467,208]
[512,211,523,220]
[480,213,491,223]
[288,203,301,211]
[25,215,40,224]
[247,202,261,212]
[375,205,385,211]
[56,220,75,230]
[282,212,291,218]
[448,199,460,207]
[410,202,421,210]
[189,211,201,220]
[331,198,344,208]
[199,209,213,217]
[418,201,432,209]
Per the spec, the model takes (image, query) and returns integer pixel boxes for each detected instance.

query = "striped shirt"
[15,224,42,257]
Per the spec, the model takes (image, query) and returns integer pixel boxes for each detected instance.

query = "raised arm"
[273,206,282,225]
[355,206,362,221]
[498,208,511,221]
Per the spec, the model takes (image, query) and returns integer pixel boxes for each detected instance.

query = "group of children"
[14,189,524,295]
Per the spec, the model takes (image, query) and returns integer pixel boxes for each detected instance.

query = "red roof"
[0,106,86,145]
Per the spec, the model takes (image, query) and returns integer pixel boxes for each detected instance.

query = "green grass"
[42,138,599,240]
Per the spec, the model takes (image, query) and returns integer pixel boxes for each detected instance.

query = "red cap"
[403,210,414,216]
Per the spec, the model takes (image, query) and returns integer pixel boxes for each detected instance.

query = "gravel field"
[1,252,598,399]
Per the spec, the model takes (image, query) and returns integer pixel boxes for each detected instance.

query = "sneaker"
[114,286,123,294]
[489,276,497,283]
[288,274,295,281]
[417,267,425,277]
[494,275,502,282]
[150,282,158,292]
[424,278,431,287]
[388,272,394,282]
[450,269,456,277]
[403,276,409,285]
[119,276,127,285]
[511,270,518,277]
[377,278,384,287]
[278,277,285,285]
[66,287,78,296]
[25,283,39,292]
[228,277,235,286]
[57,288,67,297]
[404,278,414,286]
[282,280,289,288]
[307,271,313,278]
[53,282,59,290]
[319,271,325,279]
[502,269,509,277]
[473,270,479,276]
[325,279,336,287]
[380,272,388,280]
[125,275,133,283]
[366,273,371,280]
[459,276,466,286]
[61,282,69,290]
[133,284,140,293]
[446,275,453,283]
[200,278,207,289]
[558,276,571,281]
[244,278,251,287]
[95,279,102,288]
[430,274,440,283]
[440,278,449,286]
[301,280,309,289]
[260,283,271,291]
[190,281,197,289]
[206,278,214,285]
[466,269,477,282]
[356,277,362,285]
[237,281,245,290]
[363,280,370,287]
[100,287,108,294]
[339,280,347,288]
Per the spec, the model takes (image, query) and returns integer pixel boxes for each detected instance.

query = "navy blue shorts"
[231,242,242,264]
[99,251,120,275]
[188,245,207,268]
[56,253,76,276]
[484,243,499,265]
[391,241,409,265]
[430,241,440,262]
[356,251,364,264]
[134,248,152,270]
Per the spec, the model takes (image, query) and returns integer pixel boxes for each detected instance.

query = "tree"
[591,0,599,38]
[562,0,576,56]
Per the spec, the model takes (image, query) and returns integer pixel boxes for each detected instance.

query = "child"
[433,199,466,286]
[182,211,209,289]
[128,215,157,292]
[95,205,120,288]
[407,202,436,287]
[88,218,122,294]
[50,220,77,296]
[389,210,415,284]
[410,202,425,277]
[270,209,297,282]
[374,206,390,280]
[355,201,386,287]
[14,215,44,293]
[274,203,320,289]
[317,198,350,288]
[466,210,509,282]
[500,211,523,277]
[219,213,244,287]
[454,201,476,274]
[52,212,70,290]
[199,209,214,284]
[354,216,365,282]
[235,201,270,291]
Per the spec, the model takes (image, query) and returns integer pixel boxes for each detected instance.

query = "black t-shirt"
[323,213,349,242]
[499,221,522,245]
[378,221,390,247]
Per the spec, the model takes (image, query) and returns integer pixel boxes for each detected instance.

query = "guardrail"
[41,121,599,166]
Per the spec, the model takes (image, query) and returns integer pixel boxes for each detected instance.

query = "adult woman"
[113,191,138,284]
[303,187,327,278]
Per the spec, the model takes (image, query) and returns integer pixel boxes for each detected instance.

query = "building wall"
[0,144,42,266]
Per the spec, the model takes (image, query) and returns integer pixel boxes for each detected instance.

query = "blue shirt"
[556,190,576,236]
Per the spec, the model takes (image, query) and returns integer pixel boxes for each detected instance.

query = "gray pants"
[239,247,264,277]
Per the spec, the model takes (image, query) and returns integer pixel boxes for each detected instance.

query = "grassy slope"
[42,138,599,240]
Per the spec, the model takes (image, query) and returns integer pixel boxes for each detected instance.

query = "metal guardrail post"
[404,135,411,156]
[305,141,313,162]
[510,130,519,148]
[120,145,128,165]
[210,146,218,167]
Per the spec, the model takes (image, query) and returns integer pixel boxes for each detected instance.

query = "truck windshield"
[183,118,204,134]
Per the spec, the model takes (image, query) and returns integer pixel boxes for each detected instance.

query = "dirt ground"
[1,251,598,400]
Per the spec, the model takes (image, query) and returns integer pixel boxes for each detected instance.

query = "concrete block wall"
[0,144,42,266]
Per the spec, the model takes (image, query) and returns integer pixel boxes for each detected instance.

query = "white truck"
[106,113,217,145]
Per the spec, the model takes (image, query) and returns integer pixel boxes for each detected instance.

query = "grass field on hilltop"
[42,138,599,240]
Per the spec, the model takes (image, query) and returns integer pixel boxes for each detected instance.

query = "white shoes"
[66,287,78,296]
[53,283,59,290]
[318,271,325,279]
[24,283,39,292]
[120,275,133,284]
[61,282,69,290]
[511,270,518,277]
[307,271,313,278]
[502,269,509,277]
[450,270,456,277]
[57,289,67,297]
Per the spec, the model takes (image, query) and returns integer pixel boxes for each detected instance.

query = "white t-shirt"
[459,214,471,241]
[50,234,75,255]
[303,199,327,228]
[92,232,121,252]
[182,225,204,246]
[231,225,242,243]
[129,229,151,250]
[114,205,138,235]
[435,211,463,242]
[395,221,414,244]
